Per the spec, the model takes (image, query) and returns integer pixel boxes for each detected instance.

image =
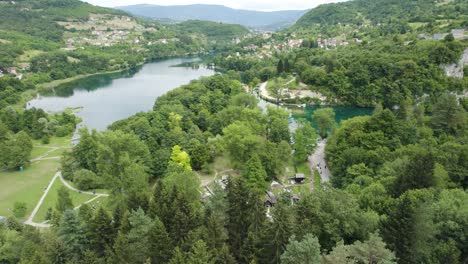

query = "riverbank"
[258,81,335,107]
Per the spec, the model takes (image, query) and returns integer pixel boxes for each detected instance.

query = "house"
[0,216,6,224]
[433,33,447,40]
[264,191,278,207]
[7,67,17,75]
[451,29,465,39]
[292,173,306,184]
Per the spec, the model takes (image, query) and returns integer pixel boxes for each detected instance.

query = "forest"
[0,0,467,263]
[1,72,466,263]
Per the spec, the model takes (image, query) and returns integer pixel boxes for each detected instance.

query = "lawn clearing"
[33,178,97,222]
[30,147,53,159]
[33,136,73,148]
[314,170,322,190]
[0,159,60,219]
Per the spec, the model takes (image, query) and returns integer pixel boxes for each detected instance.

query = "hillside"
[295,0,468,30]
[175,20,249,40]
[117,4,308,31]
[0,0,247,85]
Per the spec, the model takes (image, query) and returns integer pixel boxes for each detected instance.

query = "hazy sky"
[83,0,348,11]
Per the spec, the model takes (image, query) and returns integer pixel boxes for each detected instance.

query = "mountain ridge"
[117,4,308,31]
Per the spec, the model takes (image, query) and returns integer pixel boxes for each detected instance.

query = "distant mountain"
[117,4,308,31]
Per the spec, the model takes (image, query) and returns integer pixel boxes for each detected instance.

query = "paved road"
[259,81,276,101]
[308,139,331,183]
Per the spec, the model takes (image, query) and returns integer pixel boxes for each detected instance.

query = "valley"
[0,0,467,263]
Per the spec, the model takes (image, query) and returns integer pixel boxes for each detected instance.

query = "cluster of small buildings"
[317,36,362,49]
[420,29,467,40]
[0,67,23,80]
[264,173,305,207]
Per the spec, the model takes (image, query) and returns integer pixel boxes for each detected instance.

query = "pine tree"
[113,208,152,263]
[169,188,198,245]
[277,59,284,73]
[168,247,186,264]
[148,217,173,264]
[215,244,236,264]
[206,213,228,250]
[187,240,214,264]
[260,203,294,263]
[226,178,254,260]
[78,203,93,222]
[58,210,87,261]
[242,154,267,190]
[284,59,290,72]
[89,207,115,257]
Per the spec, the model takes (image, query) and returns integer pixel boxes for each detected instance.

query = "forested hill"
[0,0,249,96]
[295,0,468,29]
[118,4,307,31]
[0,0,123,42]
[174,20,249,40]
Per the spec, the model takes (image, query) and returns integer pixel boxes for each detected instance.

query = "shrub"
[13,202,27,218]
[73,169,101,190]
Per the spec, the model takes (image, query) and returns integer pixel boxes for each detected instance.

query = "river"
[27,58,215,131]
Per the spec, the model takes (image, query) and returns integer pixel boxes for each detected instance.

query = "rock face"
[444,48,468,78]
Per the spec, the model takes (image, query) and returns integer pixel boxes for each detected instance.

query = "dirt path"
[308,139,331,183]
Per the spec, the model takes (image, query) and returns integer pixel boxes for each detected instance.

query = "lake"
[28,58,215,130]
[28,57,372,132]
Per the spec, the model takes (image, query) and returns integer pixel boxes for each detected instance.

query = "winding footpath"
[24,172,60,228]
[25,171,109,228]
[308,139,332,183]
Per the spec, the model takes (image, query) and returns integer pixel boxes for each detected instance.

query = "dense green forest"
[0,0,467,263]
[215,35,466,107]
[1,74,466,263]
[295,0,468,29]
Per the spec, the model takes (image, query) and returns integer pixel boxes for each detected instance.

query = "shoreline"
[19,52,211,110]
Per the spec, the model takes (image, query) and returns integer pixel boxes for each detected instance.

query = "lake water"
[292,105,373,125]
[28,58,215,130]
[257,97,373,130]
[29,57,371,132]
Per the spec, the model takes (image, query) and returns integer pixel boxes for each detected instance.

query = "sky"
[83,0,348,11]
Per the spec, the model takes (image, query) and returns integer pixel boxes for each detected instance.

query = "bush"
[41,135,50,144]
[55,125,72,137]
[13,202,27,218]
[73,169,101,190]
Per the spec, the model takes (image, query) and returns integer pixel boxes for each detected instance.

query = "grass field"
[33,178,96,222]
[314,170,322,191]
[30,147,53,159]
[0,136,71,219]
[0,159,60,219]
[33,136,73,148]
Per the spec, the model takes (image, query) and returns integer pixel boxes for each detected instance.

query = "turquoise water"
[28,58,215,130]
[292,105,374,126]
